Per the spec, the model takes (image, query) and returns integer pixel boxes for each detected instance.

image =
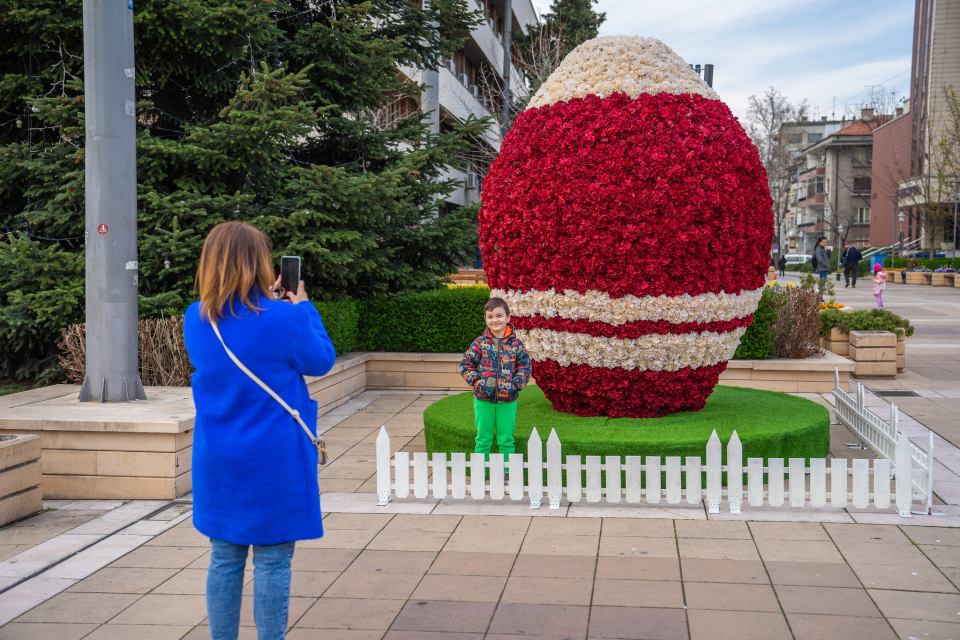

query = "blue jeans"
[207,538,296,640]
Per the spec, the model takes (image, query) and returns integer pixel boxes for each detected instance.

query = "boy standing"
[460,298,532,473]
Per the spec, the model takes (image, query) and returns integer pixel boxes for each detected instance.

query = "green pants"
[473,398,517,460]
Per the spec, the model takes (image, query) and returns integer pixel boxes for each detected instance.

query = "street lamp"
[836,225,844,281]
[897,211,906,261]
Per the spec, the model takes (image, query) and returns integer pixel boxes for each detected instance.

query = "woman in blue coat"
[184,221,336,639]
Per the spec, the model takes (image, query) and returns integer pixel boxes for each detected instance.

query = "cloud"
[529,0,913,122]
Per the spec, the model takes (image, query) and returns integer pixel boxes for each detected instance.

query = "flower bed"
[424,385,830,465]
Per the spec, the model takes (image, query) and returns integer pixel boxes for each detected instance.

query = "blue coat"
[184,295,336,546]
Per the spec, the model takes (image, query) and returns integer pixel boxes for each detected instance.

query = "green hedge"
[882,257,960,269]
[313,300,360,356]
[819,308,915,337]
[733,287,778,359]
[358,287,488,352]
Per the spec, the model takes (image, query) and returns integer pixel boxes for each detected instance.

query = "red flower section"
[512,314,753,339]
[533,359,727,418]
[480,92,772,299]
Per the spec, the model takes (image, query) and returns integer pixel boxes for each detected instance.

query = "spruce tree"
[539,0,606,54]
[0,0,486,380]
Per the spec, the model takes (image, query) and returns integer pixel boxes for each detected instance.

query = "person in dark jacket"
[843,245,863,287]
[814,237,831,290]
[778,256,787,277]
[460,298,532,473]
[184,221,336,640]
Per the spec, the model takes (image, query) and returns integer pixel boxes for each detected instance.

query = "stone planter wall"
[849,331,897,378]
[821,326,850,356]
[0,434,42,526]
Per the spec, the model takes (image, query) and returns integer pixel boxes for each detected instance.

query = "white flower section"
[492,287,763,325]
[529,35,719,109]
[517,327,746,372]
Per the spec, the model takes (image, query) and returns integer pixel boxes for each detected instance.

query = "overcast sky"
[530,0,914,123]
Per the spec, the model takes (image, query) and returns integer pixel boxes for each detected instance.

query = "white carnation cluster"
[528,35,719,109]
[516,327,746,372]
[493,288,763,325]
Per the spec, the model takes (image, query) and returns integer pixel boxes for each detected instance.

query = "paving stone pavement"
[1,279,959,638]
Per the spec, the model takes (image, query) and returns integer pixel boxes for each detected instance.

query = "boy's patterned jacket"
[460,324,532,403]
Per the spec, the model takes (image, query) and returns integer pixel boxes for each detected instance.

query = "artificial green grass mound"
[424,385,830,463]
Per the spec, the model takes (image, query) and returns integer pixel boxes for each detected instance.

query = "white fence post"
[547,430,562,509]
[626,456,642,503]
[376,426,392,506]
[809,458,826,507]
[831,458,847,508]
[927,431,935,515]
[606,456,622,504]
[469,453,485,499]
[768,459,784,506]
[451,452,466,499]
[645,456,661,504]
[789,459,805,508]
[413,452,429,499]
[747,458,763,507]
[432,452,447,500]
[727,431,742,515]
[567,455,582,503]
[874,459,891,510]
[528,428,543,509]
[895,436,913,517]
[586,456,602,502]
[706,431,721,514]
[666,457,682,504]
[490,454,505,500]
[395,451,410,499]
[509,454,524,500]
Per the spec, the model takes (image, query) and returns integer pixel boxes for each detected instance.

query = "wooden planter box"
[923,272,933,285]
[849,331,897,378]
[931,273,947,286]
[944,273,955,287]
[905,271,926,284]
[0,434,42,526]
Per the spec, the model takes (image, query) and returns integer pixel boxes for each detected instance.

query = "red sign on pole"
[97,224,108,235]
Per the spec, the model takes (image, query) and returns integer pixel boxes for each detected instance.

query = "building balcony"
[798,193,824,205]
[798,166,825,180]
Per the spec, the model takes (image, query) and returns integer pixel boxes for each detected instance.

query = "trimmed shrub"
[358,287,489,352]
[819,308,915,337]
[313,300,360,356]
[883,257,960,270]
[733,286,780,360]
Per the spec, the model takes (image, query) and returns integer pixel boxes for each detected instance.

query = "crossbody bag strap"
[210,322,328,465]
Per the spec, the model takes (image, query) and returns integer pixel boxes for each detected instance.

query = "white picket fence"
[832,368,934,514]
[376,424,921,517]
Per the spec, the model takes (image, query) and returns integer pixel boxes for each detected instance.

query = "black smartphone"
[280,256,301,295]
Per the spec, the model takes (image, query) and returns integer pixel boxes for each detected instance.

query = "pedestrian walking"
[873,263,887,308]
[184,221,337,640]
[843,245,863,288]
[814,237,830,290]
[778,256,786,278]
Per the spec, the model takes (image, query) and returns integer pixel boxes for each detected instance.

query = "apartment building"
[397,0,538,209]
[779,117,845,254]
[791,109,890,254]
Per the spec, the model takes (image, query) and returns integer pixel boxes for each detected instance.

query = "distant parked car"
[784,254,812,265]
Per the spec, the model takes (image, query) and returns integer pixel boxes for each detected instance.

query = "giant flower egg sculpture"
[480,36,773,418]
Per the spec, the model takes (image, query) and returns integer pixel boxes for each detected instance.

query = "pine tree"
[0,0,486,380]
[539,0,606,55]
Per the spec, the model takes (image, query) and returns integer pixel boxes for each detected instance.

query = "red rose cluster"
[480,91,773,418]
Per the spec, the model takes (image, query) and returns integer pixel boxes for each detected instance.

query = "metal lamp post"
[836,225,844,281]
[79,0,144,402]
[898,211,906,262]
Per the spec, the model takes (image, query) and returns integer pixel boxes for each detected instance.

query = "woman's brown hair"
[196,221,275,323]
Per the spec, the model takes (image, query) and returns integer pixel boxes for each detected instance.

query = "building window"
[853,177,871,193]
[789,150,801,160]
[852,149,872,166]
[808,133,822,143]
[788,133,802,144]
[820,153,827,166]
[854,207,870,224]
[815,176,824,194]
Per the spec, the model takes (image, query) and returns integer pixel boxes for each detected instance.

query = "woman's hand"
[269,274,283,300]
[286,280,309,305]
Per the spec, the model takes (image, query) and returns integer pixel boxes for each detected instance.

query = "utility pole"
[79,0,145,402]
[500,0,513,134]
